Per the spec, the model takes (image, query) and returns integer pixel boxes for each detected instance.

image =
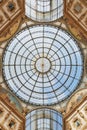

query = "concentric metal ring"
[35,57,51,73]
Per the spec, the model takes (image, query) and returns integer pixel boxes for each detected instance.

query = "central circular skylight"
[3,25,83,105]
[35,57,51,73]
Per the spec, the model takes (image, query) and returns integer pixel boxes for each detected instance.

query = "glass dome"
[3,25,83,105]
[25,0,63,22]
[26,108,63,130]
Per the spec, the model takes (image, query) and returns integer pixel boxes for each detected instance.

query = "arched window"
[26,108,63,130]
[25,0,64,22]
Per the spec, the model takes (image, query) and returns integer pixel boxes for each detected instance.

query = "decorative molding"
[63,96,87,130]
[74,2,83,14]
[64,0,87,40]
[0,0,24,42]
[0,92,25,130]
[0,19,21,42]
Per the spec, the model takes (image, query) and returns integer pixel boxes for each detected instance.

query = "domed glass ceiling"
[3,25,83,105]
[25,0,63,22]
[26,108,63,130]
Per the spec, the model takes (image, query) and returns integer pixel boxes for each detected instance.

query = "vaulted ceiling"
[0,0,87,130]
